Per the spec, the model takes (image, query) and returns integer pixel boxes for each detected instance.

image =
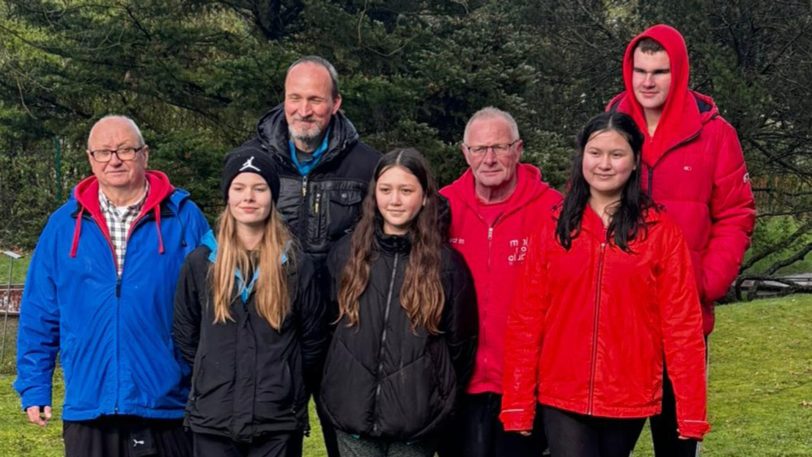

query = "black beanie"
[222,150,280,204]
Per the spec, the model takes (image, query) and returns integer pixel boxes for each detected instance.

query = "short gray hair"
[87,115,145,149]
[463,107,520,144]
[286,55,340,100]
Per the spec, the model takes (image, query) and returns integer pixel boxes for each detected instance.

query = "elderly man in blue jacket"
[15,115,209,457]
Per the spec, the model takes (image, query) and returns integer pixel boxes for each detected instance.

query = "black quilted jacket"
[320,227,478,441]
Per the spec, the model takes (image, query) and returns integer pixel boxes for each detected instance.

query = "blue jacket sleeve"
[14,219,61,410]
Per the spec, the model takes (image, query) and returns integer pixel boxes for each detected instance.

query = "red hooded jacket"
[440,164,562,394]
[607,24,756,335]
[500,207,710,439]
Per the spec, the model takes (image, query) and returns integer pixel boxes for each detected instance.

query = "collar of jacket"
[202,229,290,304]
[255,104,360,169]
[373,220,412,254]
[444,163,554,217]
[567,204,663,246]
[288,126,332,176]
[68,170,175,258]
[203,229,290,265]
[581,205,609,240]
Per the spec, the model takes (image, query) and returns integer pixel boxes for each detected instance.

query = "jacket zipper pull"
[301,176,308,198]
[488,226,493,240]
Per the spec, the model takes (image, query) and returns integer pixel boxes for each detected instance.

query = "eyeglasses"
[463,140,520,156]
[88,145,145,162]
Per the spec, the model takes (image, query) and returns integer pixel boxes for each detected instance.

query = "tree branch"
[740,220,812,271]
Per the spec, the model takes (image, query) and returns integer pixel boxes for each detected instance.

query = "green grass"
[2,296,812,456]
[0,316,327,457]
[0,364,64,456]
[0,254,29,285]
[631,294,812,456]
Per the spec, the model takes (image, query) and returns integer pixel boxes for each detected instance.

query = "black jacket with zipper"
[172,233,327,442]
[320,227,479,441]
[230,105,381,263]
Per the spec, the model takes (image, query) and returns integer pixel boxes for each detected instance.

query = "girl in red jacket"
[500,112,709,457]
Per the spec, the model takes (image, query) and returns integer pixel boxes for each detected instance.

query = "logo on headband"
[240,156,261,172]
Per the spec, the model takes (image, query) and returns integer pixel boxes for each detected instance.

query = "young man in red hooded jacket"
[606,24,756,457]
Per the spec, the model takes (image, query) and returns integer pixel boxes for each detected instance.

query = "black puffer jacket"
[320,228,478,441]
[230,105,381,263]
[173,232,327,442]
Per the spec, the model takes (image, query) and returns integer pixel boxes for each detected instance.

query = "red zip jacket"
[500,207,710,440]
[607,24,756,335]
[440,164,562,394]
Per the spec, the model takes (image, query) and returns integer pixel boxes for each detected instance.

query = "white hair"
[87,115,145,149]
[463,107,520,144]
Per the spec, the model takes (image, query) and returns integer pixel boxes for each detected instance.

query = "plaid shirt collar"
[98,183,149,217]
[99,182,149,275]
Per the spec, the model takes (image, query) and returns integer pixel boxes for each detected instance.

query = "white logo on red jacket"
[508,238,529,265]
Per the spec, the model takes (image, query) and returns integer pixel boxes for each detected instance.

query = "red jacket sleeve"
[499,229,549,431]
[657,219,711,440]
[700,121,756,303]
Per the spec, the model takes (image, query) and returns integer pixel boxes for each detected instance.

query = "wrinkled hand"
[25,405,52,427]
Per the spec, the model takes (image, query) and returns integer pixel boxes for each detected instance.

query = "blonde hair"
[210,206,294,330]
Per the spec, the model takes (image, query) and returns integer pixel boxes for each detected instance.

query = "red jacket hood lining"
[444,163,555,214]
[69,170,174,259]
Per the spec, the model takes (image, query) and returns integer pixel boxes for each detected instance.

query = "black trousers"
[542,406,645,457]
[650,374,700,457]
[436,393,547,457]
[314,396,340,457]
[650,337,708,457]
[192,431,302,457]
[63,415,191,457]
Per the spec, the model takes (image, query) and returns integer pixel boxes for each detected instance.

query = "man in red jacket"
[439,107,562,457]
[607,24,756,457]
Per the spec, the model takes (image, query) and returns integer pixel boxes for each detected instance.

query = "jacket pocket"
[190,354,233,416]
[253,357,296,424]
[188,355,205,417]
[326,189,364,241]
[320,336,375,434]
[377,354,438,437]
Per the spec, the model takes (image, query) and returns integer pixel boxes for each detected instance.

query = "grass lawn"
[0,254,29,285]
[632,294,812,456]
[1,295,811,456]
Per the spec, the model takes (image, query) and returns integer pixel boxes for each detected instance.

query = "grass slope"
[632,294,812,456]
[1,295,810,456]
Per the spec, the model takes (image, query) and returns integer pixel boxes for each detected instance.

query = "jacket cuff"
[499,408,535,432]
[677,419,711,440]
[20,387,52,412]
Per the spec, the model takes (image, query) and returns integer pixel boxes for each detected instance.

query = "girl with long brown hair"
[173,150,326,457]
[319,148,478,457]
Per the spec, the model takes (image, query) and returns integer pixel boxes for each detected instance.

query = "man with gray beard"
[227,55,380,457]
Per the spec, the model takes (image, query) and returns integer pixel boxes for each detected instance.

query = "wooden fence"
[1,285,23,315]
